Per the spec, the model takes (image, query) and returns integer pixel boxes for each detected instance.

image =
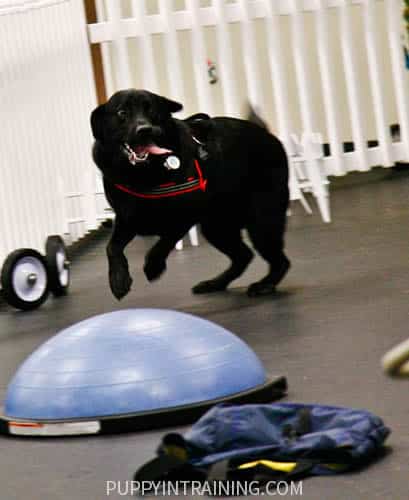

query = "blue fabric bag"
[134,403,390,485]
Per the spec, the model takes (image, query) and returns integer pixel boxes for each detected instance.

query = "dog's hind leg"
[192,224,254,294]
[246,192,290,297]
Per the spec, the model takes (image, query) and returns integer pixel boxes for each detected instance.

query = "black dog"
[91,89,290,300]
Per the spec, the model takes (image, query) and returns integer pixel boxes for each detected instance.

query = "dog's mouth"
[122,143,172,165]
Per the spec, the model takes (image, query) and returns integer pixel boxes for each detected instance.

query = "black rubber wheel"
[1,249,49,311]
[45,235,70,297]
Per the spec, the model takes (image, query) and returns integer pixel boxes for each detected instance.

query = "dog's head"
[90,89,183,166]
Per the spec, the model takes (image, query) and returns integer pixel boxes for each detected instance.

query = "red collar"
[115,159,207,199]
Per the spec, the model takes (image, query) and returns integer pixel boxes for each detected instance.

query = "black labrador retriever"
[90,89,290,300]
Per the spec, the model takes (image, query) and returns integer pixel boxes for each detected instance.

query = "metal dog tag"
[198,145,209,161]
[164,155,180,170]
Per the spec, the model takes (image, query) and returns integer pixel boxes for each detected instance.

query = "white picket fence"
[0,0,408,271]
[88,0,409,175]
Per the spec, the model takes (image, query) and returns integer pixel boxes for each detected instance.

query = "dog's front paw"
[144,258,166,282]
[109,268,133,300]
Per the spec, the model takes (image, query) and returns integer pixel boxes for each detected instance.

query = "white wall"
[0,0,98,266]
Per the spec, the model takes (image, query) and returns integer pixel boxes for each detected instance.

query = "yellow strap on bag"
[238,459,348,473]
[238,460,298,473]
[163,444,188,462]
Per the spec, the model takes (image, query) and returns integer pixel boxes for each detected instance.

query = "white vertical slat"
[46,5,74,239]
[237,0,263,109]
[386,0,409,160]
[49,2,81,240]
[362,0,393,166]
[64,0,91,236]
[338,0,368,171]
[288,0,315,133]
[23,9,43,246]
[0,21,21,254]
[158,0,185,103]
[264,0,292,148]
[105,0,132,89]
[95,0,115,97]
[1,20,16,253]
[14,10,44,250]
[60,4,88,238]
[31,6,59,239]
[130,0,159,93]
[75,0,99,231]
[288,159,313,214]
[8,12,43,251]
[302,133,331,223]
[186,0,214,114]
[314,0,344,175]
[213,0,239,116]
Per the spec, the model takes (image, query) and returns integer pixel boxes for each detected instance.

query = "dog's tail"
[246,102,269,130]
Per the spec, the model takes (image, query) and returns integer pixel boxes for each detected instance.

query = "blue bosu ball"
[4,309,268,420]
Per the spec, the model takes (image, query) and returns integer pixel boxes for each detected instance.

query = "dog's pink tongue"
[137,144,172,155]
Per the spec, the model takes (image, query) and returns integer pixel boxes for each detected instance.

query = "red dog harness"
[115,159,207,200]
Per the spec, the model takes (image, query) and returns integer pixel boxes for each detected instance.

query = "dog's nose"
[135,124,153,136]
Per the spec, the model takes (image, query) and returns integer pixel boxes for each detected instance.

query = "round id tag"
[164,156,180,170]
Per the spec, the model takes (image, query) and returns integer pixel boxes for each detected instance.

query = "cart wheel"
[45,235,70,297]
[1,249,49,311]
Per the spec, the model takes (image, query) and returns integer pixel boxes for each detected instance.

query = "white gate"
[87,0,409,176]
[0,0,99,269]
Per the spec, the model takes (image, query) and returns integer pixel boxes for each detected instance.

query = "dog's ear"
[159,96,183,114]
[184,113,213,143]
[90,104,107,141]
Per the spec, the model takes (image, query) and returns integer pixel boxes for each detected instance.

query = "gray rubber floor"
[1,167,409,500]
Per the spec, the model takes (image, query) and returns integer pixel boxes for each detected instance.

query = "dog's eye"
[117,109,127,120]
